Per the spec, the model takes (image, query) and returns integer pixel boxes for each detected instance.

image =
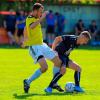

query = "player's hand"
[21,37,28,48]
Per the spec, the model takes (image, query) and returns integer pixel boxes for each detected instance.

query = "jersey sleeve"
[62,35,70,42]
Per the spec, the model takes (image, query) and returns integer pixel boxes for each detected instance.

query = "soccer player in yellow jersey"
[23,3,62,93]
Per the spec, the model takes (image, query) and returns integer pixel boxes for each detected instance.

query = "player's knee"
[79,67,82,72]
[41,66,48,73]
[77,65,81,72]
[61,67,66,75]
[54,58,62,67]
[52,56,62,67]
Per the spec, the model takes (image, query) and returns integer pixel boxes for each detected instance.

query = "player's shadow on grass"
[13,93,39,99]
[13,92,83,99]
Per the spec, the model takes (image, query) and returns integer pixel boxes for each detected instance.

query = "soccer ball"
[65,82,75,92]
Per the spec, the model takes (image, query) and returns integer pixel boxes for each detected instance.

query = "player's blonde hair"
[80,31,91,40]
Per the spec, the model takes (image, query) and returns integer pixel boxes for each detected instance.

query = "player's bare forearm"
[30,18,43,29]
[22,27,28,48]
[52,41,58,50]
[23,26,28,41]
[30,11,49,29]
[52,36,62,50]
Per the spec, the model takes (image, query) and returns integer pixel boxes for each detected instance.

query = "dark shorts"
[46,25,54,34]
[59,54,70,67]
[6,27,15,35]
[17,28,24,37]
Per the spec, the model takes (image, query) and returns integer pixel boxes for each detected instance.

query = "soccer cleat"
[74,86,84,92]
[23,79,30,93]
[45,87,52,93]
[52,84,64,92]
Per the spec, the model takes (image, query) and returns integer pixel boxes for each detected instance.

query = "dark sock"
[74,71,81,86]
[49,72,63,88]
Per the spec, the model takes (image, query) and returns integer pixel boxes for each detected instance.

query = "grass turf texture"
[0,45,100,100]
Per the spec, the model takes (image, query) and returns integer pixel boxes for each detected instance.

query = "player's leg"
[45,54,67,93]
[41,43,62,76]
[48,65,66,92]
[68,60,84,92]
[23,46,48,93]
[49,56,66,92]
[51,56,66,85]
[42,44,63,93]
[7,30,15,45]
[24,57,48,93]
[68,60,81,86]
[45,66,66,93]
[52,67,66,92]
[26,57,48,84]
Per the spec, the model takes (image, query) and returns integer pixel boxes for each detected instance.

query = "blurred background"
[0,0,100,47]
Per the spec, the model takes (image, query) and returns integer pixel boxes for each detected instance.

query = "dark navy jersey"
[55,35,78,56]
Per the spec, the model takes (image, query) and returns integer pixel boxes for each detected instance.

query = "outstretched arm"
[52,36,63,50]
[23,26,28,41]
[30,11,48,29]
[21,26,28,47]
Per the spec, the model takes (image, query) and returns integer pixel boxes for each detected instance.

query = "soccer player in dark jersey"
[45,31,91,93]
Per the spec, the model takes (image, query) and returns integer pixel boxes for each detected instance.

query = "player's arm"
[23,26,28,41]
[52,36,63,50]
[30,11,48,29]
[21,26,28,48]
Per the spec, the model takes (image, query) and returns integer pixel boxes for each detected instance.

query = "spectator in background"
[55,12,66,36]
[75,19,85,35]
[89,20,97,39]
[4,9,16,45]
[88,20,100,46]
[46,10,56,46]
[25,11,29,17]
[16,10,26,46]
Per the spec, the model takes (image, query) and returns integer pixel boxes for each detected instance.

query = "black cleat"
[23,79,30,93]
[52,84,64,92]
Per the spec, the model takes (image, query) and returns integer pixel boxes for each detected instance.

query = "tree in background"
[72,0,95,4]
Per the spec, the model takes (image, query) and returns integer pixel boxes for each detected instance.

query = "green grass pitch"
[0,45,100,100]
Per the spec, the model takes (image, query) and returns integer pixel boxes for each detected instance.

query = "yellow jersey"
[23,16,43,46]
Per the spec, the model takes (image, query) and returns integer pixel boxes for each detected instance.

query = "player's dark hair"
[32,3,44,11]
[80,31,91,40]
[79,19,82,22]
[92,20,96,23]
